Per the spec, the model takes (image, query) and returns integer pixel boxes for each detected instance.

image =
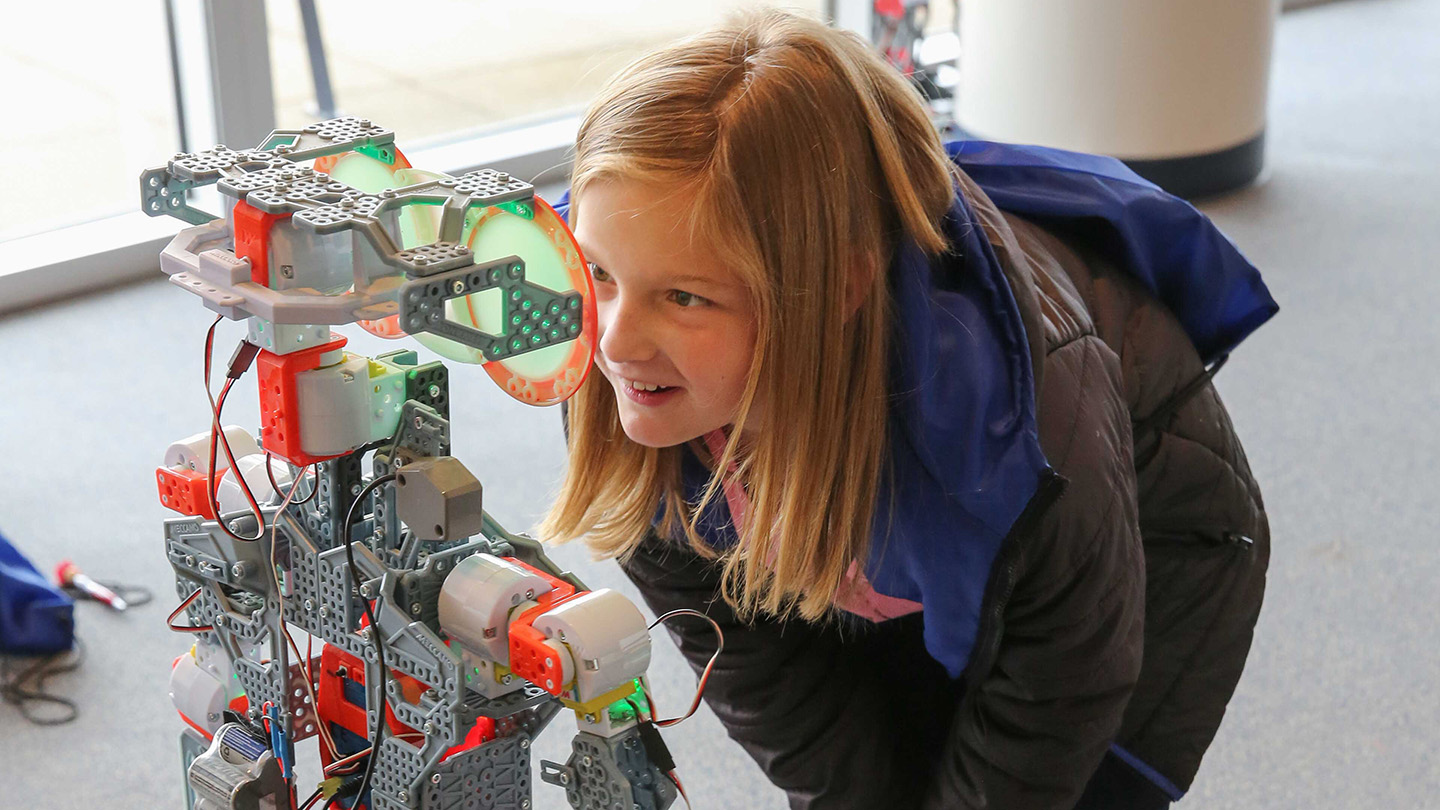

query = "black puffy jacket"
[618,168,1271,810]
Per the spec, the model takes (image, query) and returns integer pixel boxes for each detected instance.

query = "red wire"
[167,588,213,633]
[201,318,267,542]
[668,771,692,810]
[645,609,724,728]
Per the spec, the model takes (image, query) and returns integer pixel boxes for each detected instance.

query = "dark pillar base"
[1122,129,1266,200]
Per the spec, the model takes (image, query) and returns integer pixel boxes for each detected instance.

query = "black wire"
[0,639,85,725]
[297,786,323,810]
[341,471,397,810]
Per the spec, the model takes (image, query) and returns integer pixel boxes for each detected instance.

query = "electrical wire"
[206,378,267,542]
[668,770,692,810]
[645,609,724,728]
[200,316,268,542]
[269,471,341,762]
[298,787,324,810]
[0,639,85,725]
[267,455,319,507]
[341,471,398,810]
[167,588,214,633]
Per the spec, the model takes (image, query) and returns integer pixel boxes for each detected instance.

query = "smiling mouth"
[618,378,680,404]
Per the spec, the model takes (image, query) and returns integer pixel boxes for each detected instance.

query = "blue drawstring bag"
[0,529,74,655]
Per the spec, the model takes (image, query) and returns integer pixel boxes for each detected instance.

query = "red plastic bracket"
[157,466,217,520]
[255,334,349,466]
[232,201,292,287]
[504,560,583,696]
[316,643,494,772]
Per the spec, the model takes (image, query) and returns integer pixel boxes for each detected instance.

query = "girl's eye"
[588,262,611,282]
[669,290,709,308]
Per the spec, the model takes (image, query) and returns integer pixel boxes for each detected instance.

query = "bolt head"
[431,773,442,784]
[231,563,246,577]
[582,755,592,767]
[423,722,433,733]
[410,602,422,615]
[519,739,529,749]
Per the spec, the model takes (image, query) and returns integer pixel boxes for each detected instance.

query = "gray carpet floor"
[2,0,1438,807]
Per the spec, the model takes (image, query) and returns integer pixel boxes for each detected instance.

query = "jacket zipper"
[967,468,1069,684]
[1143,530,1254,550]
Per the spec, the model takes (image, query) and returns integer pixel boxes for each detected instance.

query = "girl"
[543,10,1275,810]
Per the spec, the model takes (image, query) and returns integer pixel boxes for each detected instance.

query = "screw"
[414,416,424,429]
[410,602,422,615]
[320,606,331,618]
[304,599,315,611]
[502,674,513,684]
[431,774,442,784]
[280,264,294,278]
[560,773,570,785]
[397,791,408,802]
[584,713,597,724]
[451,280,465,294]
[231,563,247,577]
[185,554,196,566]
[519,739,529,749]
[582,755,592,767]
[360,584,373,598]
[524,589,535,600]
[423,722,433,733]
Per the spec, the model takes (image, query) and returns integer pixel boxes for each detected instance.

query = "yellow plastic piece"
[560,680,639,717]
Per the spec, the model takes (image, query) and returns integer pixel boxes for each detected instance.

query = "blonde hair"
[540,8,957,621]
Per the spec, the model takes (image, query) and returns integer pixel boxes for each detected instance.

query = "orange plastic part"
[232,201,293,287]
[157,466,217,520]
[255,334,349,466]
[316,643,494,772]
[504,559,582,696]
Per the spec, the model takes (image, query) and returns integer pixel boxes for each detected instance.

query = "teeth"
[630,380,664,392]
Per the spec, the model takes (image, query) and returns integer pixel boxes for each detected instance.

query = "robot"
[141,118,707,810]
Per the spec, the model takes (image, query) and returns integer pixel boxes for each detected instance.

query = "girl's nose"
[597,295,658,365]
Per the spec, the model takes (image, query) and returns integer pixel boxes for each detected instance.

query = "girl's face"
[573,180,757,448]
